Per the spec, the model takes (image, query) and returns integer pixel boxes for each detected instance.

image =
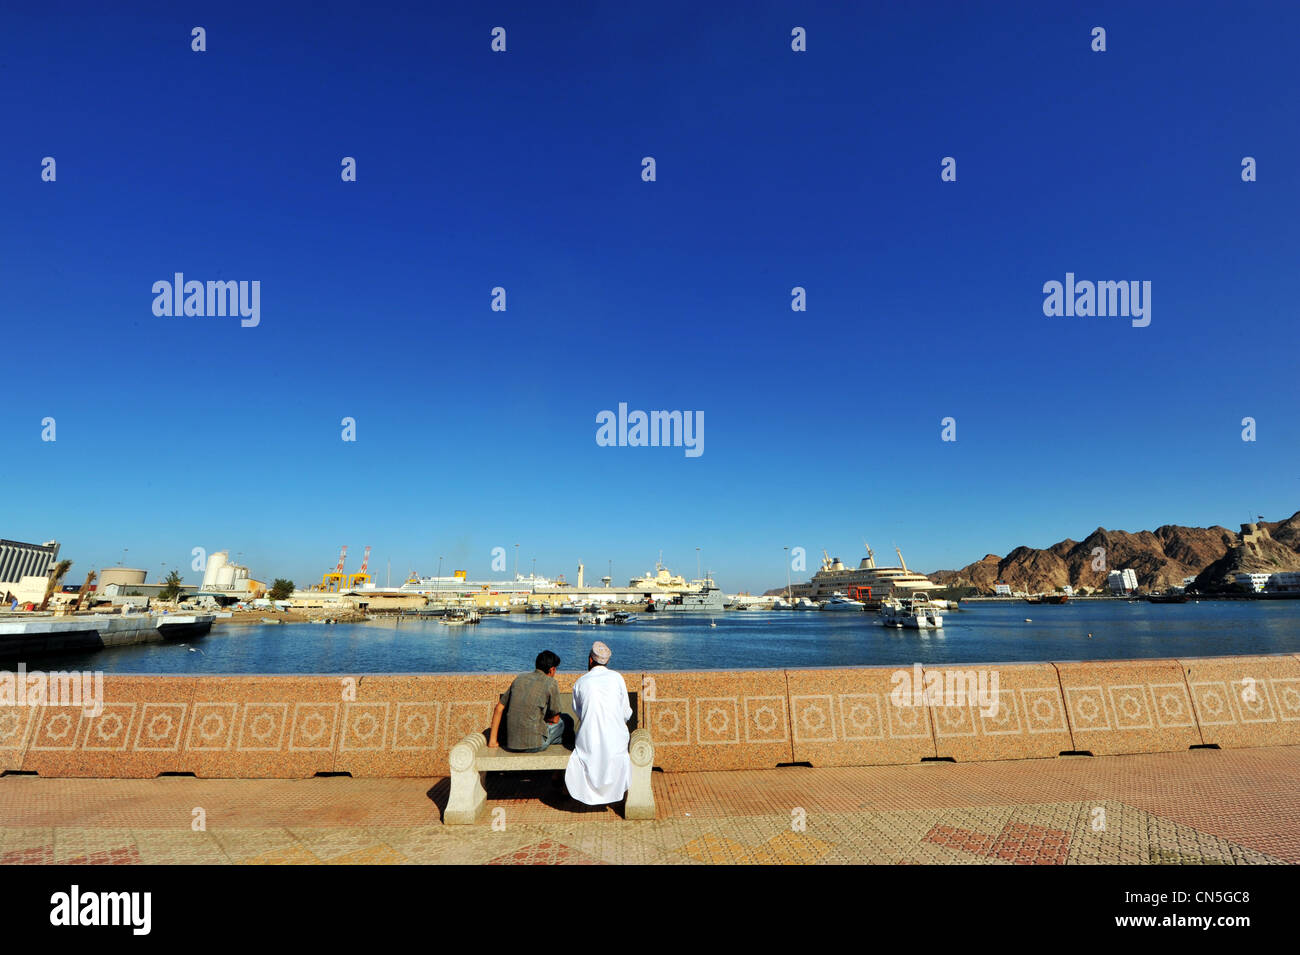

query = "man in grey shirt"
[488,650,564,752]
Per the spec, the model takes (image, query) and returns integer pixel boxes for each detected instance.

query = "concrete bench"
[444,692,654,824]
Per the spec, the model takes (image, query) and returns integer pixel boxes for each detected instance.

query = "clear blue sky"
[3,1,1297,592]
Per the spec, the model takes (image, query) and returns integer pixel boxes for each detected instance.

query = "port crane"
[320,545,348,592]
[346,546,373,589]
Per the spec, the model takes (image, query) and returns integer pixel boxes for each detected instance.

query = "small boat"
[260,617,281,624]
[578,610,611,625]
[612,611,636,624]
[820,592,865,612]
[524,603,545,615]
[442,609,481,625]
[879,595,944,629]
[794,597,818,610]
[1146,591,1188,604]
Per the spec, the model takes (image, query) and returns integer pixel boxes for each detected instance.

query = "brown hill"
[1193,520,1300,592]
[928,515,1295,593]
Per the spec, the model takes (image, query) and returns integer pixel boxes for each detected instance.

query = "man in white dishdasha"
[564,641,633,806]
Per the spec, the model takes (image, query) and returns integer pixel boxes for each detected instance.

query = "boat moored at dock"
[879,596,945,629]
[820,592,866,612]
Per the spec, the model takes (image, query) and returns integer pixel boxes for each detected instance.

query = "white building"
[1234,572,1272,593]
[1108,569,1139,594]
[993,583,1012,596]
[1265,572,1300,593]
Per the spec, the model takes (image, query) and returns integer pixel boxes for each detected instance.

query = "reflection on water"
[12,600,1300,675]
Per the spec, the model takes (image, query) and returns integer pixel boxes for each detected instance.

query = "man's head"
[587,641,611,670]
[535,650,560,676]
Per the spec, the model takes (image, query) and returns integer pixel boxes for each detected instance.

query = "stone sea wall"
[2,655,1299,778]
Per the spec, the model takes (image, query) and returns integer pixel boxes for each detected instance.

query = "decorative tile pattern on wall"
[642,670,792,771]
[1181,655,1300,749]
[6,658,1298,779]
[1054,660,1202,755]
[785,668,937,767]
[927,664,1073,761]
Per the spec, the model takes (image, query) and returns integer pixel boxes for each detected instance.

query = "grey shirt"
[499,669,562,751]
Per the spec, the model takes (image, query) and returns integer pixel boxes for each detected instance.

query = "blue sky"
[3,1,1297,592]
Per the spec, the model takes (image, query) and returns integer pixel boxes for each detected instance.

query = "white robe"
[564,666,632,805]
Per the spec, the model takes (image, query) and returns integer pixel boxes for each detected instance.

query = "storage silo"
[202,551,228,590]
[99,567,148,592]
[215,564,236,590]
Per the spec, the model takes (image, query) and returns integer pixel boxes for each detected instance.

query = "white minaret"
[577,563,584,588]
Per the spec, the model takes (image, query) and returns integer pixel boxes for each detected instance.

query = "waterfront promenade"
[2,745,1297,864]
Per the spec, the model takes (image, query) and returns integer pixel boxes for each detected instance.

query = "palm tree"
[39,559,73,611]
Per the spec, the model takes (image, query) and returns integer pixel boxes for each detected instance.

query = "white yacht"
[628,559,691,592]
[793,544,943,601]
[820,592,865,612]
[879,595,944,629]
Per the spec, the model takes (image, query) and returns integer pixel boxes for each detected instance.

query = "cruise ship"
[790,545,943,601]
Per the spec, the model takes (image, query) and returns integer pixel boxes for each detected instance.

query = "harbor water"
[13,600,1300,674]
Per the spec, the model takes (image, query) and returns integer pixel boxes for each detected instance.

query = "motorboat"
[879,595,944,629]
[820,592,865,612]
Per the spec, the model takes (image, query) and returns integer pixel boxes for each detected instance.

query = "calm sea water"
[17,601,1300,674]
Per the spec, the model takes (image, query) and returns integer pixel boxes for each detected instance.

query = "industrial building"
[199,551,264,595]
[98,567,148,592]
[0,538,61,604]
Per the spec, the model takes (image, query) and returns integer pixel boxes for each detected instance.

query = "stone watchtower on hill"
[1240,522,1272,555]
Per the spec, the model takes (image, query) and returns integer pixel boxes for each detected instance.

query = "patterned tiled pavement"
[2,745,1298,864]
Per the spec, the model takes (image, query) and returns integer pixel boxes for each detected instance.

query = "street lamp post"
[784,546,791,601]
[696,547,701,581]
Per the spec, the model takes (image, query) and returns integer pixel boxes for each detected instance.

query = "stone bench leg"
[625,729,655,820]
[444,733,488,824]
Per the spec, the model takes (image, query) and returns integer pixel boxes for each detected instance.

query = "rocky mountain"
[927,513,1300,593]
[1193,518,1300,592]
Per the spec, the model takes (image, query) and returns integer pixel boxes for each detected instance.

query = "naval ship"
[633,560,727,612]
